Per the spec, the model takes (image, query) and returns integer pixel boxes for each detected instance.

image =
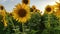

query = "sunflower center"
[23,0,28,4]
[18,9,27,17]
[0,6,4,10]
[46,7,51,12]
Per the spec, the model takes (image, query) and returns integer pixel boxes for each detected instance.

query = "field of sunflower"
[0,0,60,34]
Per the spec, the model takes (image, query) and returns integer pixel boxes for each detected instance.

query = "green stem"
[48,14,51,34]
[22,23,25,34]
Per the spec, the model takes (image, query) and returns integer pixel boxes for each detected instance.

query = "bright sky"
[0,0,59,13]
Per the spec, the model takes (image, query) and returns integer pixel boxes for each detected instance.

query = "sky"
[0,0,59,13]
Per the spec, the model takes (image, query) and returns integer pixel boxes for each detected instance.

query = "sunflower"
[55,2,60,10]
[30,5,36,13]
[54,2,60,18]
[54,10,60,18]
[22,0,30,5]
[0,5,6,18]
[32,5,36,10]
[45,5,54,14]
[13,4,31,23]
[0,5,7,27]
[0,5,4,10]
[54,2,60,11]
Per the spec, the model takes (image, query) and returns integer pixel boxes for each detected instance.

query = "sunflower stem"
[22,23,25,34]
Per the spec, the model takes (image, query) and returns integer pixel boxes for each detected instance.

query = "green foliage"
[25,12,41,34]
[41,13,60,34]
[0,12,60,34]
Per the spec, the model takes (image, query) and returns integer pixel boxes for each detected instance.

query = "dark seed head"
[46,7,51,12]
[18,9,27,17]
